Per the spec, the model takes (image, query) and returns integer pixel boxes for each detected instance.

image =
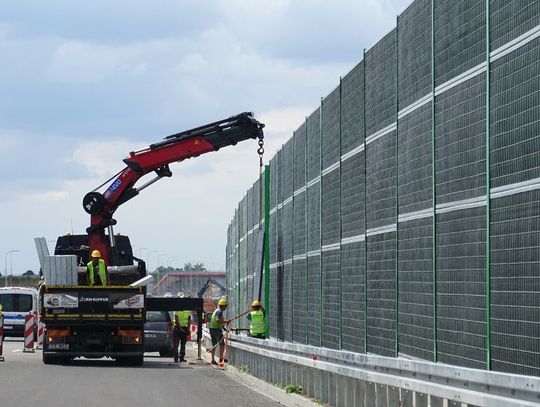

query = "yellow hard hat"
[218,298,228,306]
[91,250,101,258]
[251,300,261,307]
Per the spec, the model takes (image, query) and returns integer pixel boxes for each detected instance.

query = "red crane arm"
[82,112,264,264]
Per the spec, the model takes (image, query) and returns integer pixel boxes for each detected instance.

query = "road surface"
[0,337,308,407]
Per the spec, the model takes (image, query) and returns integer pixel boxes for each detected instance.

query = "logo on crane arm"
[104,179,122,199]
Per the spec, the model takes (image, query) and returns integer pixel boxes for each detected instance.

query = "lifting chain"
[257,136,265,170]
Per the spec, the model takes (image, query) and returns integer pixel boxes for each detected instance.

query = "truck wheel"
[43,353,60,365]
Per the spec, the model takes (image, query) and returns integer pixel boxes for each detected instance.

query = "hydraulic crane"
[78,112,264,267]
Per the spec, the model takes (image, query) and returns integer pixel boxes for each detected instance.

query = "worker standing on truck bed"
[209,298,230,365]
[87,250,109,286]
[247,300,266,339]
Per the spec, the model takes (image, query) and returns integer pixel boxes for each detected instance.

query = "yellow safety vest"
[87,259,107,286]
[177,310,190,327]
[249,310,265,335]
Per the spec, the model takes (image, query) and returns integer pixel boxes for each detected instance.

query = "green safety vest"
[177,310,190,327]
[249,310,265,335]
[210,309,224,329]
[87,259,107,286]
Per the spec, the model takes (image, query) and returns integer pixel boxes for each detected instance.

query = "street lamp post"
[157,254,167,270]
[4,250,20,287]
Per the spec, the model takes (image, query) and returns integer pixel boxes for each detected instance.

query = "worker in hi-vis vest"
[247,300,266,339]
[86,250,108,286]
[174,304,191,363]
[209,297,231,365]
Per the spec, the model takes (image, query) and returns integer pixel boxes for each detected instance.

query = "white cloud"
[30,191,70,202]
[47,41,149,83]
[69,139,147,178]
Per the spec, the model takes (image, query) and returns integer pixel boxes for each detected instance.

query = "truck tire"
[43,353,70,365]
[43,353,55,365]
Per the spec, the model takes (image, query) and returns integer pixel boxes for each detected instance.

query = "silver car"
[144,311,174,357]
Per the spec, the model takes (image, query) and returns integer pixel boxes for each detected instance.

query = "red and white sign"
[23,315,35,353]
[36,319,45,350]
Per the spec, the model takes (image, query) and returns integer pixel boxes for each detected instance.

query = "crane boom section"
[83,112,264,264]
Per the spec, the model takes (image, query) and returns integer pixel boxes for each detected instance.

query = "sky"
[0,0,411,275]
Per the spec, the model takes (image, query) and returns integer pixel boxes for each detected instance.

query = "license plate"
[144,333,157,338]
[4,326,13,330]
[48,344,69,350]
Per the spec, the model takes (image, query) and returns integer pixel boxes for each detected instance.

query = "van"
[0,287,38,337]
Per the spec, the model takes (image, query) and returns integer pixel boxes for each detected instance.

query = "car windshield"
[146,311,168,323]
[0,293,33,312]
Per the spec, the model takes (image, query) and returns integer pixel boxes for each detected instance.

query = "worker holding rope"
[209,297,231,365]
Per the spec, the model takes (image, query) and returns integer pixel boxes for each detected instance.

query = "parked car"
[144,311,174,357]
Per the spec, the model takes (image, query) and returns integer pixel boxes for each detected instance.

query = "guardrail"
[223,334,540,407]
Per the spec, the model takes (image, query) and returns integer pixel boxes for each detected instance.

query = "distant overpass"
[151,272,225,297]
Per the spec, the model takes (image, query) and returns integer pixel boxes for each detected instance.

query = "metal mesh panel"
[435,74,486,204]
[282,200,293,340]
[367,232,397,357]
[341,242,366,353]
[293,192,307,256]
[270,155,278,209]
[436,207,486,369]
[366,132,397,229]
[247,188,254,313]
[307,108,321,181]
[490,0,540,50]
[307,255,321,346]
[322,170,341,245]
[273,264,284,341]
[322,86,341,169]
[282,262,293,342]
[398,0,432,109]
[341,62,365,153]
[397,217,434,361]
[398,105,432,214]
[283,139,294,202]
[307,183,321,253]
[283,143,294,261]
[366,29,397,135]
[322,249,340,349]
[434,0,486,87]
[292,258,307,344]
[239,196,248,326]
[341,153,365,238]
[490,39,540,188]
[293,124,307,191]
[491,190,540,376]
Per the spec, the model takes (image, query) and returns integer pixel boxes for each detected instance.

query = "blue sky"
[0,0,410,274]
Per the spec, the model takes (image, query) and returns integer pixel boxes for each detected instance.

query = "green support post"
[485,0,492,371]
[264,164,271,338]
[431,0,438,362]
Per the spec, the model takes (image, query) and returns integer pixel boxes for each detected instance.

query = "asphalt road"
[0,338,290,407]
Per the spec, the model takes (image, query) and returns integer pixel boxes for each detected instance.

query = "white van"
[0,287,38,337]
